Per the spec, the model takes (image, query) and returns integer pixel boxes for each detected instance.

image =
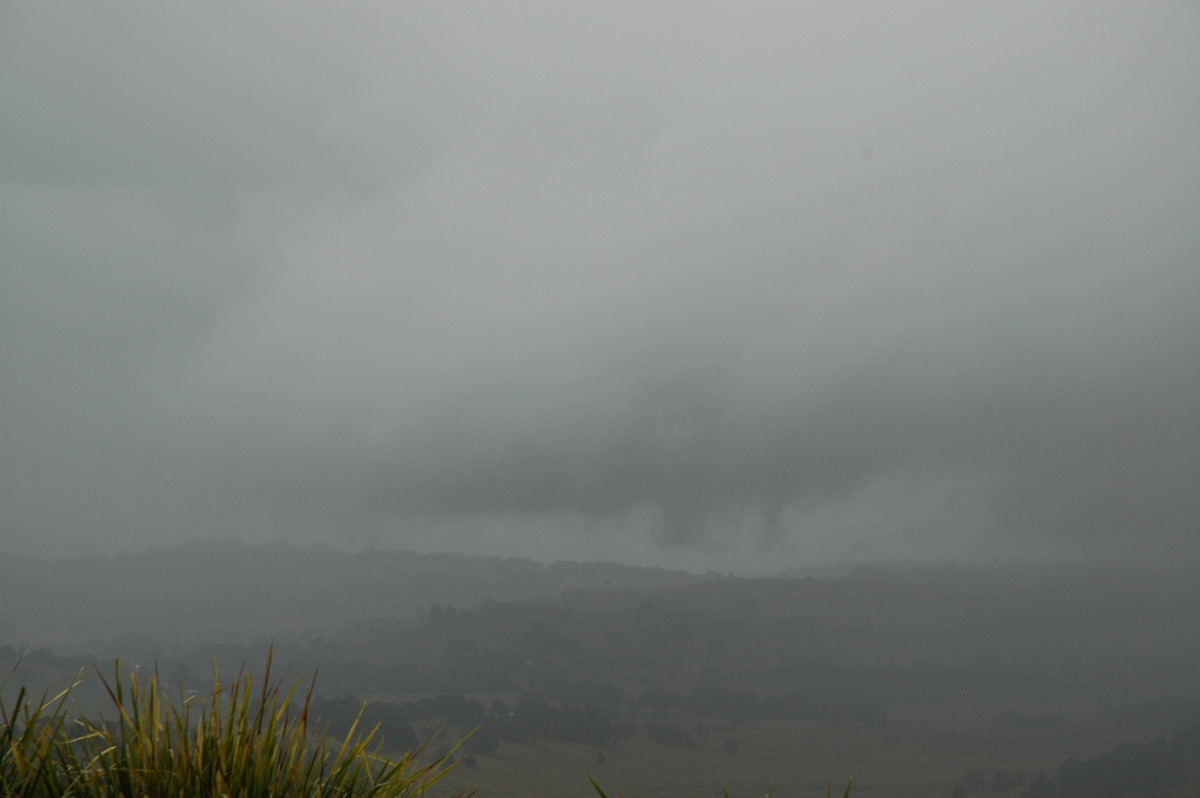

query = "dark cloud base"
[2,3,1198,569]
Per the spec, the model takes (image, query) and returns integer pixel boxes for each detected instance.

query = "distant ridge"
[0,539,717,645]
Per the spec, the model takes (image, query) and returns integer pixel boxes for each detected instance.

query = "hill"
[0,540,715,645]
[5,547,1200,797]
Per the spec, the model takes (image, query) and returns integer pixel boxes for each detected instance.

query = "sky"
[2,3,1199,572]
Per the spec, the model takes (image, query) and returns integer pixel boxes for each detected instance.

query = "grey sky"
[2,3,1198,571]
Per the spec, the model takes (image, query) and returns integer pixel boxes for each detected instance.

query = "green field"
[5,551,1200,797]
[433,700,1133,798]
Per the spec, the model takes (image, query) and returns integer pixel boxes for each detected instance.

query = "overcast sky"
[2,3,1198,572]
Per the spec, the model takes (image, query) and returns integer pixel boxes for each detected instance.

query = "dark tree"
[465,723,501,756]
[449,699,485,727]
[1020,771,1057,798]
[963,771,988,792]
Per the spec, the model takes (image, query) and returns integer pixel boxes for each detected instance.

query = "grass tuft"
[1,652,467,797]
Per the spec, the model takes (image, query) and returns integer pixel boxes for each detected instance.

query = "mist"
[2,3,1198,572]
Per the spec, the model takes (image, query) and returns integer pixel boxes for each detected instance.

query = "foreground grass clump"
[0,654,465,797]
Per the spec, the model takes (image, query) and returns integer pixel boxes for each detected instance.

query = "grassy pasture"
[436,699,1135,798]
[0,661,1175,798]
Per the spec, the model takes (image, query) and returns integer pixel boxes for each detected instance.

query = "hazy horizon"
[3,3,1198,574]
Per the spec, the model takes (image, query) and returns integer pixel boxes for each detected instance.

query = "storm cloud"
[2,3,1198,570]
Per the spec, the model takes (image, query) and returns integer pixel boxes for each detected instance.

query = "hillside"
[0,540,715,645]
[5,548,1200,797]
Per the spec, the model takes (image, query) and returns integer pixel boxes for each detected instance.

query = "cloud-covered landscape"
[3,3,1198,571]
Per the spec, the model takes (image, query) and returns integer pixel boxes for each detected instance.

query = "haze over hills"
[4,542,1200,797]
[0,540,719,645]
[5,541,1198,706]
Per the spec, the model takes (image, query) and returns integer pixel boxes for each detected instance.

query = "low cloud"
[2,3,1198,568]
